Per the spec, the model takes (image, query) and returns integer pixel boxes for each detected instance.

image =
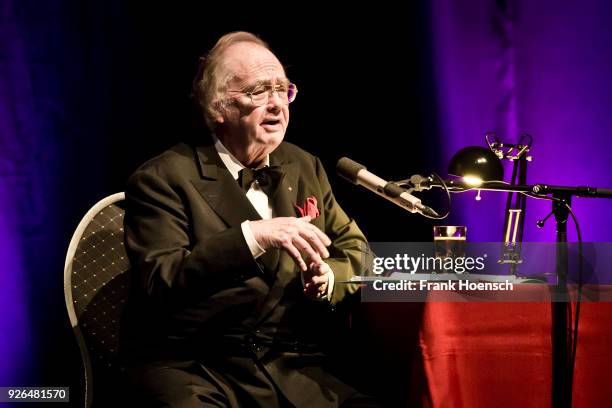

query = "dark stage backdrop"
[0,0,436,398]
[2,0,612,404]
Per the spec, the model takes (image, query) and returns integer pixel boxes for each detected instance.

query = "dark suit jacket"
[121,140,371,406]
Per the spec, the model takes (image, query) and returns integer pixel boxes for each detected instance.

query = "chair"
[64,193,131,408]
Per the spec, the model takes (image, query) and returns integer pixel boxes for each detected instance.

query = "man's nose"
[266,91,283,110]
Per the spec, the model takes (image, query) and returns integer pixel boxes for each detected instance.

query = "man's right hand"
[249,216,331,271]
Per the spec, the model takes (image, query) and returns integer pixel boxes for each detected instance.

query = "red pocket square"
[295,196,320,219]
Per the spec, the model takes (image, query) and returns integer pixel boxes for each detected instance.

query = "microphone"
[336,157,439,218]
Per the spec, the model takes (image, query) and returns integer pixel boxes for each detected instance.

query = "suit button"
[250,343,262,353]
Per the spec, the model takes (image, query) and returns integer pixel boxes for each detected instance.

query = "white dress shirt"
[212,136,334,299]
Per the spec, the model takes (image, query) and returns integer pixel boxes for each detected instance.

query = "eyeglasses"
[229,83,298,106]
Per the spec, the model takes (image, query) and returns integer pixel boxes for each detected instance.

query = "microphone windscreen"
[336,157,366,184]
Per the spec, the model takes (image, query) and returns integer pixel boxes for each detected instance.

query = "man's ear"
[211,100,227,125]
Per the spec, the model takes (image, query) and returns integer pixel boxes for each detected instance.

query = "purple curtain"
[431,0,612,243]
[0,1,34,384]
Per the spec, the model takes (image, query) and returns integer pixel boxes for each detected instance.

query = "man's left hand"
[303,261,332,300]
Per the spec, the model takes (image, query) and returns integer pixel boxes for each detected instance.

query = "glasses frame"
[228,83,298,106]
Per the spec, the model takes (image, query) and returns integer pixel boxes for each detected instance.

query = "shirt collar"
[212,134,270,180]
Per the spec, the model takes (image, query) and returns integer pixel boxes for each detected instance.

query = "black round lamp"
[448,146,504,182]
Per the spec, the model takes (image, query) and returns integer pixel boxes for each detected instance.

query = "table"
[356,286,612,407]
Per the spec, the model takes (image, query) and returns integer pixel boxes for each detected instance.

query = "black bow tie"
[238,166,284,196]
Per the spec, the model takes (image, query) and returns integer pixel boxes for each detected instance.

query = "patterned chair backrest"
[64,193,131,408]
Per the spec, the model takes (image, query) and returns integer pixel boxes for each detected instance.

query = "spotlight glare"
[463,175,483,186]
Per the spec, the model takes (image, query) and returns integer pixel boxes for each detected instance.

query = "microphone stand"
[551,192,571,408]
[407,177,612,408]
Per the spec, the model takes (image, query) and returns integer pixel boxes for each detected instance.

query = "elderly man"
[121,31,374,407]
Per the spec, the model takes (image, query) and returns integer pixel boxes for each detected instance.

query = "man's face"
[216,42,290,166]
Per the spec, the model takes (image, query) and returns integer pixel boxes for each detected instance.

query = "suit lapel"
[191,144,262,228]
[270,152,299,218]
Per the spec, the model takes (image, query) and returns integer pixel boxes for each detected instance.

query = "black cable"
[419,172,451,220]
[396,174,451,220]
[565,203,583,395]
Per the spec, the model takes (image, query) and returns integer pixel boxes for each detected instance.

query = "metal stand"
[499,145,529,274]
[551,193,572,408]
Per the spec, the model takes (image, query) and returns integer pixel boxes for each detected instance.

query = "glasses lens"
[250,85,268,105]
[287,83,297,103]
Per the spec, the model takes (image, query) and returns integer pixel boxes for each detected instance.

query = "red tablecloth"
[359,287,612,407]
